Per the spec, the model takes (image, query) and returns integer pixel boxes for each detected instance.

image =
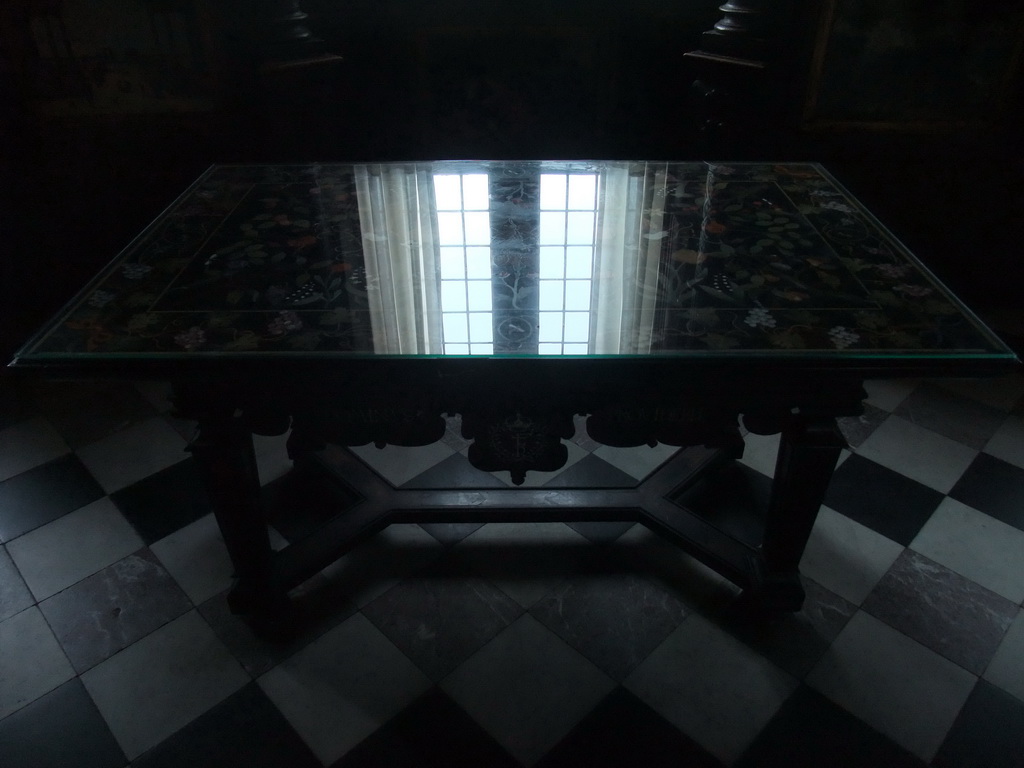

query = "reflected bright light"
[435,170,598,355]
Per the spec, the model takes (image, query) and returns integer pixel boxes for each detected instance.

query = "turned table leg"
[749,415,845,610]
[187,406,285,617]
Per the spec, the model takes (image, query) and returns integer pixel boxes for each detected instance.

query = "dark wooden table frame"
[172,359,865,628]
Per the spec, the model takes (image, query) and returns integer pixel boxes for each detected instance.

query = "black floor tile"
[39,548,192,673]
[933,679,1024,768]
[529,568,689,681]
[735,685,924,768]
[0,381,35,432]
[132,682,320,768]
[334,687,519,768]
[534,686,724,768]
[541,453,638,488]
[402,452,507,489]
[949,453,1024,532]
[419,521,485,546]
[546,457,639,542]
[824,454,944,545]
[0,454,104,542]
[0,678,126,768]
[362,563,523,681]
[110,459,211,544]
[565,520,636,544]
[862,550,1017,676]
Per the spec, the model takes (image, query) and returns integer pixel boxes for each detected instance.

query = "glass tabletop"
[11,161,1017,368]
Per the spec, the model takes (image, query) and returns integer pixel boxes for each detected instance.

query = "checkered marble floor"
[2,373,1024,767]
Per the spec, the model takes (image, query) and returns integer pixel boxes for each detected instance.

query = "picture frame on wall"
[802,0,1024,130]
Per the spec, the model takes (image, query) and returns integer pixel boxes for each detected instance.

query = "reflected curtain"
[591,162,665,354]
[354,164,443,353]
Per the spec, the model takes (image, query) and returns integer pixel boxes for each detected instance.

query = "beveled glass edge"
[9,160,1019,366]
[810,163,1017,359]
[13,164,223,360]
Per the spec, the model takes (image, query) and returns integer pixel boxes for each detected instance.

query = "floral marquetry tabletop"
[11,161,1016,366]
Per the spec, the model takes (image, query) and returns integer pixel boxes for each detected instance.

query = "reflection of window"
[433,174,494,355]
[537,173,598,354]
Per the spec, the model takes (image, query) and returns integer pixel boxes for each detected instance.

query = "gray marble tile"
[894,383,1006,450]
[862,549,1017,675]
[718,577,857,678]
[0,544,33,622]
[529,569,689,680]
[8,497,143,601]
[39,548,192,673]
[836,403,889,449]
[362,565,523,681]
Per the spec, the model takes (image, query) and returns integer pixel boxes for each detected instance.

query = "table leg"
[748,415,845,610]
[187,409,286,619]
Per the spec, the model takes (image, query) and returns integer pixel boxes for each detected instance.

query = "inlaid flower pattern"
[20,162,1004,359]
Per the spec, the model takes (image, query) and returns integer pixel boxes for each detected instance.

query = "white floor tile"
[911,498,1024,604]
[6,498,143,601]
[984,608,1024,703]
[855,415,977,493]
[863,379,918,412]
[258,612,431,765]
[76,417,189,493]
[442,614,615,766]
[0,606,75,719]
[624,613,797,764]
[806,611,976,761]
[801,506,905,605]
[592,442,679,481]
[738,431,780,478]
[453,522,593,608]
[253,432,293,486]
[984,414,1024,470]
[349,441,456,487]
[81,610,248,760]
[0,418,69,482]
[150,513,233,605]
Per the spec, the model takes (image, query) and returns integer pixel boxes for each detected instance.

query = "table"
[10,161,1018,627]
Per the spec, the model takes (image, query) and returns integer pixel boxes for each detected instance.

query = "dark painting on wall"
[803,0,1024,128]
[1,0,215,115]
